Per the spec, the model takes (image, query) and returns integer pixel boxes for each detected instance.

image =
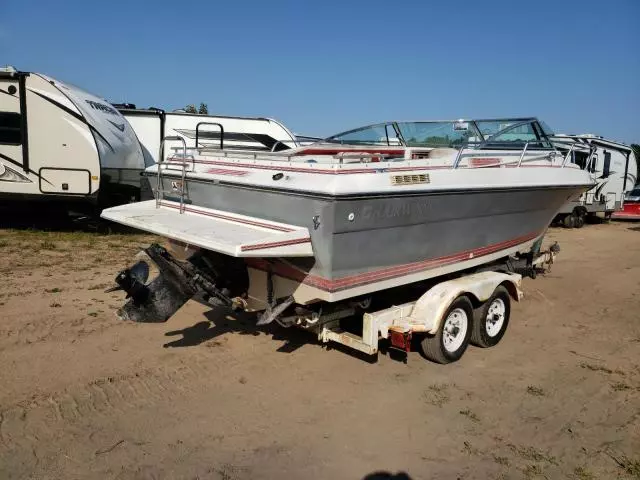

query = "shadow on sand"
[162,305,312,354]
[362,472,412,480]
[162,302,411,364]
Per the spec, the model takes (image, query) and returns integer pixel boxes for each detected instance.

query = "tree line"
[183,103,208,114]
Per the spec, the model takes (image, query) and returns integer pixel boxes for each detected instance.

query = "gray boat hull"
[149,174,580,288]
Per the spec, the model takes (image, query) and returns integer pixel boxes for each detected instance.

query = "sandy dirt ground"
[0,221,639,480]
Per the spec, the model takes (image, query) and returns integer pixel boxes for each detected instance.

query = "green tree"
[184,104,197,114]
[198,103,209,115]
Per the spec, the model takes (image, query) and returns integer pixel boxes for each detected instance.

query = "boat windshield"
[324,123,402,146]
[396,121,482,148]
[324,118,552,150]
[325,121,483,148]
[476,120,552,149]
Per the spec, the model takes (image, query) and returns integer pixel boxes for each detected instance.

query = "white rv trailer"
[115,106,300,166]
[552,134,638,227]
[0,67,147,213]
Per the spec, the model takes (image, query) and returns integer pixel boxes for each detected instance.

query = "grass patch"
[423,383,450,407]
[493,455,510,467]
[572,466,595,480]
[462,441,481,456]
[526,385,546,397]
[608,453,640,478]
[508,444,557,465]
[0,240,8,248]
[44,288,63,293]
[39,240,57,250]
[87,312,98,317]
[522,464,544,479]
[611,382,631,392]
[459,409,480,423]
[50,302,62,308]
[580,362,625,376]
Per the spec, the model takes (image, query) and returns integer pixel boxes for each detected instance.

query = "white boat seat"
[428,148,458,159]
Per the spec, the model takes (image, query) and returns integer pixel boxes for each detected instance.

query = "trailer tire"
[562,214,574,228]
[420,296,473,364]
[470,286,510,348]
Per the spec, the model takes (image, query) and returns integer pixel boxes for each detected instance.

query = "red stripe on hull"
[240,237,311,252]
[159,201,294,232]
[246,231,541,292]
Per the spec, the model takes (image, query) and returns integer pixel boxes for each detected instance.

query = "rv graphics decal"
[0,87,17,98]
[173,128,290,152]
[594,180,610,200]
[0,161,32,183]
[108,120,126,132]
[85,100,119,116]
[0,152,50,185]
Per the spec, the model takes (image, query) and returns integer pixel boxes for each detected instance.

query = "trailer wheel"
[471,286,510,348]
[420,296,473,364]
[563,214,575,228]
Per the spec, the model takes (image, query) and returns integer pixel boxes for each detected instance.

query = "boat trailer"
[108,242,560,363]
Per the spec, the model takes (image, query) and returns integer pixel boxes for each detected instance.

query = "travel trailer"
[115,106,300,166]
[552,134,637,227]
[0,67,147,214]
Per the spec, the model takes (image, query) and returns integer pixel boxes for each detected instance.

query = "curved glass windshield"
[324,118,551,150]
[326,121,483,148]
[477,120,552,149]
[396,121,482,148]
[325,123,400,146]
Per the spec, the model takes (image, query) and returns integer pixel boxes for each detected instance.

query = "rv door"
[0,73,29,181]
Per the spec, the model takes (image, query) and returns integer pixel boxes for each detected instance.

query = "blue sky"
[2,0,639,143]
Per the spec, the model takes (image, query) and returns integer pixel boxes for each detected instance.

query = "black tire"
[563,214,575,228]
[470,285,511,348]
[420,296,473,364]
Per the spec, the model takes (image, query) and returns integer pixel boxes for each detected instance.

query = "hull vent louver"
[391,174,430,186]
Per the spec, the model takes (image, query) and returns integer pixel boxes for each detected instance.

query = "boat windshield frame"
[323,117,555,151]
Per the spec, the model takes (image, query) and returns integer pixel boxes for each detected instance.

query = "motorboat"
[612,185,640,220]
[102,117,593,321]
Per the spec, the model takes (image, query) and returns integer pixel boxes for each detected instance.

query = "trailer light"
[389,330,412,352]
[91,175,99,181]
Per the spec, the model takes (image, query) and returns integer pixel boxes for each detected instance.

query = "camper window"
[0,112,22,145]
[602,151,611,178]
[573,151,590,170]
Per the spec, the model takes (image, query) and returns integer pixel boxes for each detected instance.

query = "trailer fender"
[410,272,522,334]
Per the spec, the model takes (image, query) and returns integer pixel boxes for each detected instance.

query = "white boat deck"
[101,200,313,257]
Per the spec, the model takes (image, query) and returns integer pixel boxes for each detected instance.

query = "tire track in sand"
[0,353,237,456]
